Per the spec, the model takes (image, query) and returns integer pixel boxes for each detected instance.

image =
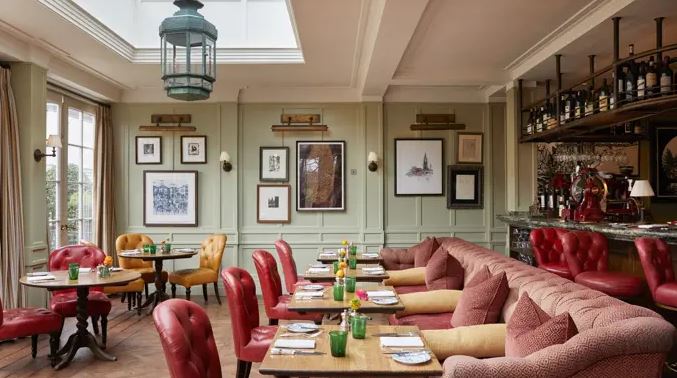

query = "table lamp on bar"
[630,180,654,223]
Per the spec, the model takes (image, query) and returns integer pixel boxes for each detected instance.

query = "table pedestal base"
[139,259,169,314]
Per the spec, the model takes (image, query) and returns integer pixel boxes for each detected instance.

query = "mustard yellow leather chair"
[169,234,226,304]
[115,233,168,299]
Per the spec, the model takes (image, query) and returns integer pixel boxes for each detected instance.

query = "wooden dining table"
[316,253,384,265]
[259,325,442,377]
[288,284,404,314]
[303,265,389,283]
[19,269,141,370]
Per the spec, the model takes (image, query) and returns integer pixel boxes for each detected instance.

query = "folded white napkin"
[79,268,92,273]
[310,263,327,268]
[380,337,424,348]
[637,224,665,229]
[175,248,194,252]
[26,275,56,282]
[120,250,142,256]
[274,339,316,349]
[307,267,330,274]
[27,272,49,277]
[295,291,324,298]
[111,267,123,272]
[367,290,396,298]
[362,253,379,258]
[362,266,385,271]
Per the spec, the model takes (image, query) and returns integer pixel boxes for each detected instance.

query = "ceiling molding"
[384,85,488,103]
[133,48,304,64]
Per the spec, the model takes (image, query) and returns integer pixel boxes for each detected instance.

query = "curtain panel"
[0,66,26,308]
[94,105,117,263]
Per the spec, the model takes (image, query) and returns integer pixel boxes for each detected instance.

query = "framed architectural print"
[260,146,289,182]
[180,135,207,164]
[651,125,677,201]
[257,184,291,223]
[297,141,345,211]
[143,171,198,226]
[394,138,444,196]
[447,165,483,209]
[136,136,162,164]
[456,132,483,164]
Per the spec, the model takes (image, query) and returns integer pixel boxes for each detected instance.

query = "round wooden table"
[20,269,141,370]
[119,250,197,313]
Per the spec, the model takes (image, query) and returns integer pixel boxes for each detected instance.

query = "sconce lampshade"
[367,151,378,163]
[219,151,230,162]
[46,134,62,148]
[630,180,655,197]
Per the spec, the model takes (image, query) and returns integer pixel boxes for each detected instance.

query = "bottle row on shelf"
[524,44,676,136]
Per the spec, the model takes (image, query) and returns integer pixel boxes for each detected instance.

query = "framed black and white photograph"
[260,147,289,182]
[297,141,345,211]
[143,171,198,226]
[447,165,483,209]
[136,136,162,164]
[257,184,291,223]
[457,132,483,164]
[394,138,444,196]
[181,135,207,164]
[651,125,677,201]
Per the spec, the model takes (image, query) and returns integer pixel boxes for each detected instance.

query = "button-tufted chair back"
[529,227,570,266]
[115,233,154,269]
[562,231,609,277]
[221,267,260,359]
[49,245,106,295]
[252,250,284,314]
[0,297,3,326]
[153,299,221,378]
[635,237,674,299]
[274,239,298,294]
[199,234,226,273]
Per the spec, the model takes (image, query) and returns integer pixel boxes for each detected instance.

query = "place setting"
[378,333,433,365]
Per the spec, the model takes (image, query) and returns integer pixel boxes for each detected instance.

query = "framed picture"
[447,165,483,209]
[394,138,444,196]
[593,143,640,176]
[651,125,677,201]
[143,171,198,226]
[181,136,207,164]
[257,184,291,223]
[136,136,162,164]
[260,147,289,182]
[297,141,345,211]
[456,132,483,164]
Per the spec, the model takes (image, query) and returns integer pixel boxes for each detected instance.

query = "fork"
[279,331,322,338]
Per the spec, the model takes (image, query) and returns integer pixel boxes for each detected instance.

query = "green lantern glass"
[329,330,348,357]
[68,263,80,280]
[333,261,340,274]
[345,277,356,293]
[143,244,150,253]
[348,257,357,270]
[333,284,345,301]
[149,244,157,254]
[349,245,357,256]
[351,315,367,339]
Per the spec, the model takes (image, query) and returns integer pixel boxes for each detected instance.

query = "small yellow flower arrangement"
[341,240,349,246]
[336,268,345,279]
[350,298,361,312]
[103,256,113,267]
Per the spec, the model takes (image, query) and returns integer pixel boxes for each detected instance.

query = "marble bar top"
[497,212,677,244]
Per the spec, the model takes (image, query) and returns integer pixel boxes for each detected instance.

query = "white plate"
[371,297,399,305]
[392,351,431,365]
[300,284,325,291]
[286,323,320,333]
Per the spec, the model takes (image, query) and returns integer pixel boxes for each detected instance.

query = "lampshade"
[630,180,655,197]
[367,151,378,163]
[219,151,230,162]
[46,134,62,148]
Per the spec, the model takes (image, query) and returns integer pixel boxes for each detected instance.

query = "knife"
[372,332,418,337]
[271,348,325,355]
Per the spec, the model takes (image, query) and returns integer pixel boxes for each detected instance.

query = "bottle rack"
[519,17,677,143]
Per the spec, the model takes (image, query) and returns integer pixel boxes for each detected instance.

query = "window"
[46,92,96,250]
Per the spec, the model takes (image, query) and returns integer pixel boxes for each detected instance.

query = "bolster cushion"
[422,323,506,360]
[383,267,426,287]
[396,289,462,318]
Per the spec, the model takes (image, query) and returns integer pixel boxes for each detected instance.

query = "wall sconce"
[367,151,378,172]
[34,134,62,162]
[219,151,232,172]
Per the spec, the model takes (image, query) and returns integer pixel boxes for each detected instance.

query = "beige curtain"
[94,105,116,263]
[0,66,26,308]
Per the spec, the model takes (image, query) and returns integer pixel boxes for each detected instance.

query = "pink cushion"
[412,237,440,268]
[450,266,508,328]
[425,246,464,290]
[573,271,644,297]
[388,312,454,330]
[506,293,578,357]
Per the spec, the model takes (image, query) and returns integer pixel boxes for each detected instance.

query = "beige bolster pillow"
[382,267,426,286]
[396,289,463,318]
[422,323,506,360]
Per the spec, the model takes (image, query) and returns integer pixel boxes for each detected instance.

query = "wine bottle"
[560,93,568,122]
[584,85,595,116]
[625,44,637,102]
[637,61,647,99]
[646,56,658,97]
[661,55,673,95]
[598,79,609,112]
[576,89,585,118]
[526,109,533,135]
[535,107,542,132]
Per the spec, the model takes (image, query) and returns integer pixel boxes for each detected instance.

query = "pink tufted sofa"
[388,237,674,377]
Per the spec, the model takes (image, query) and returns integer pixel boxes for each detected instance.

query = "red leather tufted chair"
[221,267,276,378]
[274,239,330,294]
[0,297,64,366]
[636,237,677,309]
[252,250,323,325]
[48,245,112,344]
[562,231,643,297]
[529,228,573,279]
[153,299,221,378]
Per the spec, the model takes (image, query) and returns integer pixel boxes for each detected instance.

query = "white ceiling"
[0,0,675,103]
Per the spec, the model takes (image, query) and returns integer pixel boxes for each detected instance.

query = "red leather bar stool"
[153,299,222,378]
[562,231,643,298]
[222,267,276,378]
[252,249,324,325]
[274,239,329,294]
[529,228,573,279]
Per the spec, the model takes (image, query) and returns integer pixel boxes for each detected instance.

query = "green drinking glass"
[329,330,348,357]
[349,245,357,256]
[333,261,339,274]
[345,277,356,293]
[142,244,150,253]
[351,315,367,339]
[68,263,80,280]
[164,243,172,253]
[348,257,357,270]
[149,244,157,254]
[333,284,345,301]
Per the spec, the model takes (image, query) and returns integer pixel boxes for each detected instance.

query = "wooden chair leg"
[127,294,132,311]
[213,282,222,305]
[236,359,251,378]
[269,318,279,326]
[49,332,60,367]
[244,361,252,378]
[121,293,126,303]
[202,284,208,303]
[145,283,149,299]
[171,284,177,298]
[101,316,108,347]
[91,315,100,335]
[185,287,191,301]
[31,335,38,358]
